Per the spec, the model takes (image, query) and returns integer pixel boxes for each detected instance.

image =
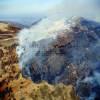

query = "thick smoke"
[16,17,100,99]
[16,17,69,69]
[16,1,100,99]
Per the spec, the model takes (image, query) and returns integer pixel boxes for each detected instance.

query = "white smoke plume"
[16,0,100,66]
[16,1,100,99]
[16,17,70,69]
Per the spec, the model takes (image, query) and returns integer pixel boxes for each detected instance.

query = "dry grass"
[0,22,79,100]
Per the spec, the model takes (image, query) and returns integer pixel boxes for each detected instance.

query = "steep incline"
[0,21,78,100]
[20,17,100,99]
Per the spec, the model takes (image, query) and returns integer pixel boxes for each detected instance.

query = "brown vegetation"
[0,22,79,100]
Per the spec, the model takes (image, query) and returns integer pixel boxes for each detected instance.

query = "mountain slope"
[20,17,100,100]
[0,20,78,100]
